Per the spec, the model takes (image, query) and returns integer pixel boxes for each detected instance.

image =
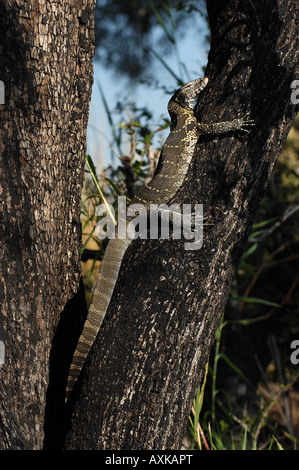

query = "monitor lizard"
[65,76,254,401]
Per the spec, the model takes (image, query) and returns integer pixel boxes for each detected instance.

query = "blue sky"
[86,10,210,171]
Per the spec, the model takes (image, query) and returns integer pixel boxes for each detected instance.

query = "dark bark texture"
[65,0,298,450]
[0,0,95,449]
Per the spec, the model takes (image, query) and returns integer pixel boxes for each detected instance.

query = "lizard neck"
[131,105,199,207]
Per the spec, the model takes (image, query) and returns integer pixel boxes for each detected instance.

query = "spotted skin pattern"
[65,77,254,401]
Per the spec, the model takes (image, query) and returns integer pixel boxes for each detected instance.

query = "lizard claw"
[235,112,255,133]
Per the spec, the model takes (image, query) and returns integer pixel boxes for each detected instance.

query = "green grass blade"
[219,353,253,390]
[241,242,258,259]
[97,80,122,155]
[232,295,280,308]
[252,217,278,229]
[242,428,247,450]
[85,155,116,226]
[147,0,175,44]
[149,48,183,85]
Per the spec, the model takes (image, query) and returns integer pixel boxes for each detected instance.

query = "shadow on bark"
[43,278,87,450]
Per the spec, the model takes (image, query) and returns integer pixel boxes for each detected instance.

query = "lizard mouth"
[190,76,209,94]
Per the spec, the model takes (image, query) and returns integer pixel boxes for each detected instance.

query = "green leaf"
[80,225,96,255]
[252,217,278,229]
[241,242,258,259]
[232,295,281,308]
[219,353,253,389]
[86,154,99,183]
[103,177,122,196]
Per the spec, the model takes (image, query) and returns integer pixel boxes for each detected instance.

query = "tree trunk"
[0,0,95,449]
[66,0,298,450]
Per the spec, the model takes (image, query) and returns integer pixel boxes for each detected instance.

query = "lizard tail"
[65,237,132,402]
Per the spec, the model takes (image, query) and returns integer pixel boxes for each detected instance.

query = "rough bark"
[0,0,95,449]
[65,0,298,449]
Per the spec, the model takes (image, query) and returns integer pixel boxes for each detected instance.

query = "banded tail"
[65,236,132,401]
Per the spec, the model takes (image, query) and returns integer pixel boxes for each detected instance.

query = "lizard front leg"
[198,113,255,135]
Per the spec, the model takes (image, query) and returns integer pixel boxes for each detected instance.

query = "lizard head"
[169,77,209,111]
